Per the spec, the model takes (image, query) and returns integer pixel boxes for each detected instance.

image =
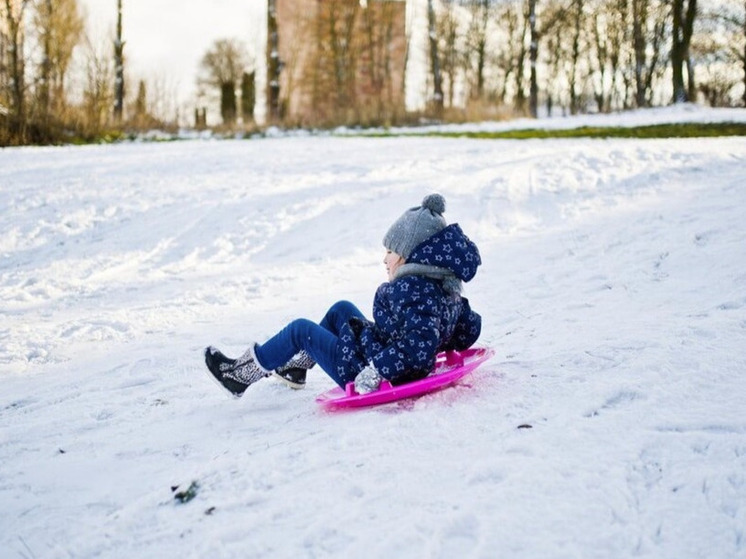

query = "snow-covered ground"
[348,102,746,135]
[2,106,746,558]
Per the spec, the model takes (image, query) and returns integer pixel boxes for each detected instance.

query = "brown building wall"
[276,0,407,126]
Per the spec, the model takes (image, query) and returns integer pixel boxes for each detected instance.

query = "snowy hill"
[1,106,745,558]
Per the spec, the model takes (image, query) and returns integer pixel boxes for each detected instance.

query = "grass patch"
[359,121,746,140]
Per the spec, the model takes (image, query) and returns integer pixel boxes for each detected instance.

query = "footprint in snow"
[584,390,642,418]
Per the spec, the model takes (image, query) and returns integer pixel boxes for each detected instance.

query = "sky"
[79,0,266,121]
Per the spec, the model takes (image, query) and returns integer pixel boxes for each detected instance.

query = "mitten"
[354,365,382,394]
[348,316,370,337]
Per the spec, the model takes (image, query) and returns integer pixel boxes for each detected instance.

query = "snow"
[2,105,746,558]
[356,103,746,135]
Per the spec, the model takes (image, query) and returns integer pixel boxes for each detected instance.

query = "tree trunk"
[514,3,528,113]
[4,0,27,122]
[31,0,84,122]
[267,0,281,121]
[544,27,561,115]
[467,0,489,101]
[476,36,486,100]
[241,72,255,124]
[220,81,236,125]
[361,3,398,124]
[671,2,685,102]
[568,0,583,115]
[633,0,648,107]
[427,0,443,116]
[475,1,487,99]
[591,13,607,113]
[39,0,53,119]
[528,0,538,118]
[743,0,746,106]
[135,80,146,124]
[114,0,125,121]
[686,56,696,101]
[671,0,697,103]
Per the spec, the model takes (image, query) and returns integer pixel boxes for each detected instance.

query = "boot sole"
[203,348,244,398]
[272,371,306,390]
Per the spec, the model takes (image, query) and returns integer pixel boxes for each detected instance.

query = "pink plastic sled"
[316,347,494,411]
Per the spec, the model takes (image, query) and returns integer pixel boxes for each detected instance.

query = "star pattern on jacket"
[334,223,482,384]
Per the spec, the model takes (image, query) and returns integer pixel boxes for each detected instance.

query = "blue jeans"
[253,300,366,388]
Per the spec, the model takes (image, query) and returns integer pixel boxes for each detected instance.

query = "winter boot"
[204,344,271,397]
[273,351,315,390]
[204,347,235,372]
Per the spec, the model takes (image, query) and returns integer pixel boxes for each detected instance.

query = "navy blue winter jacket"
[335,224,482,385]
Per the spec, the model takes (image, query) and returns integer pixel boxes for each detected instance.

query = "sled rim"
[316,347,494,410]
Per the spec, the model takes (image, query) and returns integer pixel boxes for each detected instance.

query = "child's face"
[384,250,405,281]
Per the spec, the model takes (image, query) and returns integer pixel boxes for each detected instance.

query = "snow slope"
[1,107,746,558]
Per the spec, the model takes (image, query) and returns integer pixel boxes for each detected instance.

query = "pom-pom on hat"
[383,193,447,259]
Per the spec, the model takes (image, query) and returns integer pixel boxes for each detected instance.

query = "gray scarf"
[394,263,462,295]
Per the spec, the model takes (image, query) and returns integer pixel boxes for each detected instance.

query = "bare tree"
[199,38,251,126]
[691,31,737,106]
[326,0,358,111]
[738,0,745,105]
[436,0,460,108]
[359,1,403,123]
[589,0,619,112]
[710,0,746,106]
[603,0,626,110]
[510,1,530,113]
[492,1,522,105]
[528,0,538,116]
[2,0,30,122]
[152,74,180,125]
[241,71,255,124]
[567,0,586,114]
[464,0,491,102]
[82,34,114,131]
[629,0,668,108]
[267,0,281,121]
[303,0,360,124]
[113,0,124,121]
[632,0,650,107]
[287,0,405,127]
[427,0,444,115]
[672,0,697,103]
[37,0,52,117]
[133,78,146,125]
[274,0,309,124]
[528,0,566,117]
[543,19,563,114]
[32,0,84,119]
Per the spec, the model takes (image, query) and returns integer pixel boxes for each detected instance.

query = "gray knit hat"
[383,193,447,259]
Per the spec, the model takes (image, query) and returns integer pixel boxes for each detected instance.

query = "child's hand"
[348,316,370,337]
[354,366,382,394]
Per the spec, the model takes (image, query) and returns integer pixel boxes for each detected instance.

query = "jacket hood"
[405,223,481,282]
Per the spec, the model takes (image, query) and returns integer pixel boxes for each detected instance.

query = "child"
[204,193,482,397]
